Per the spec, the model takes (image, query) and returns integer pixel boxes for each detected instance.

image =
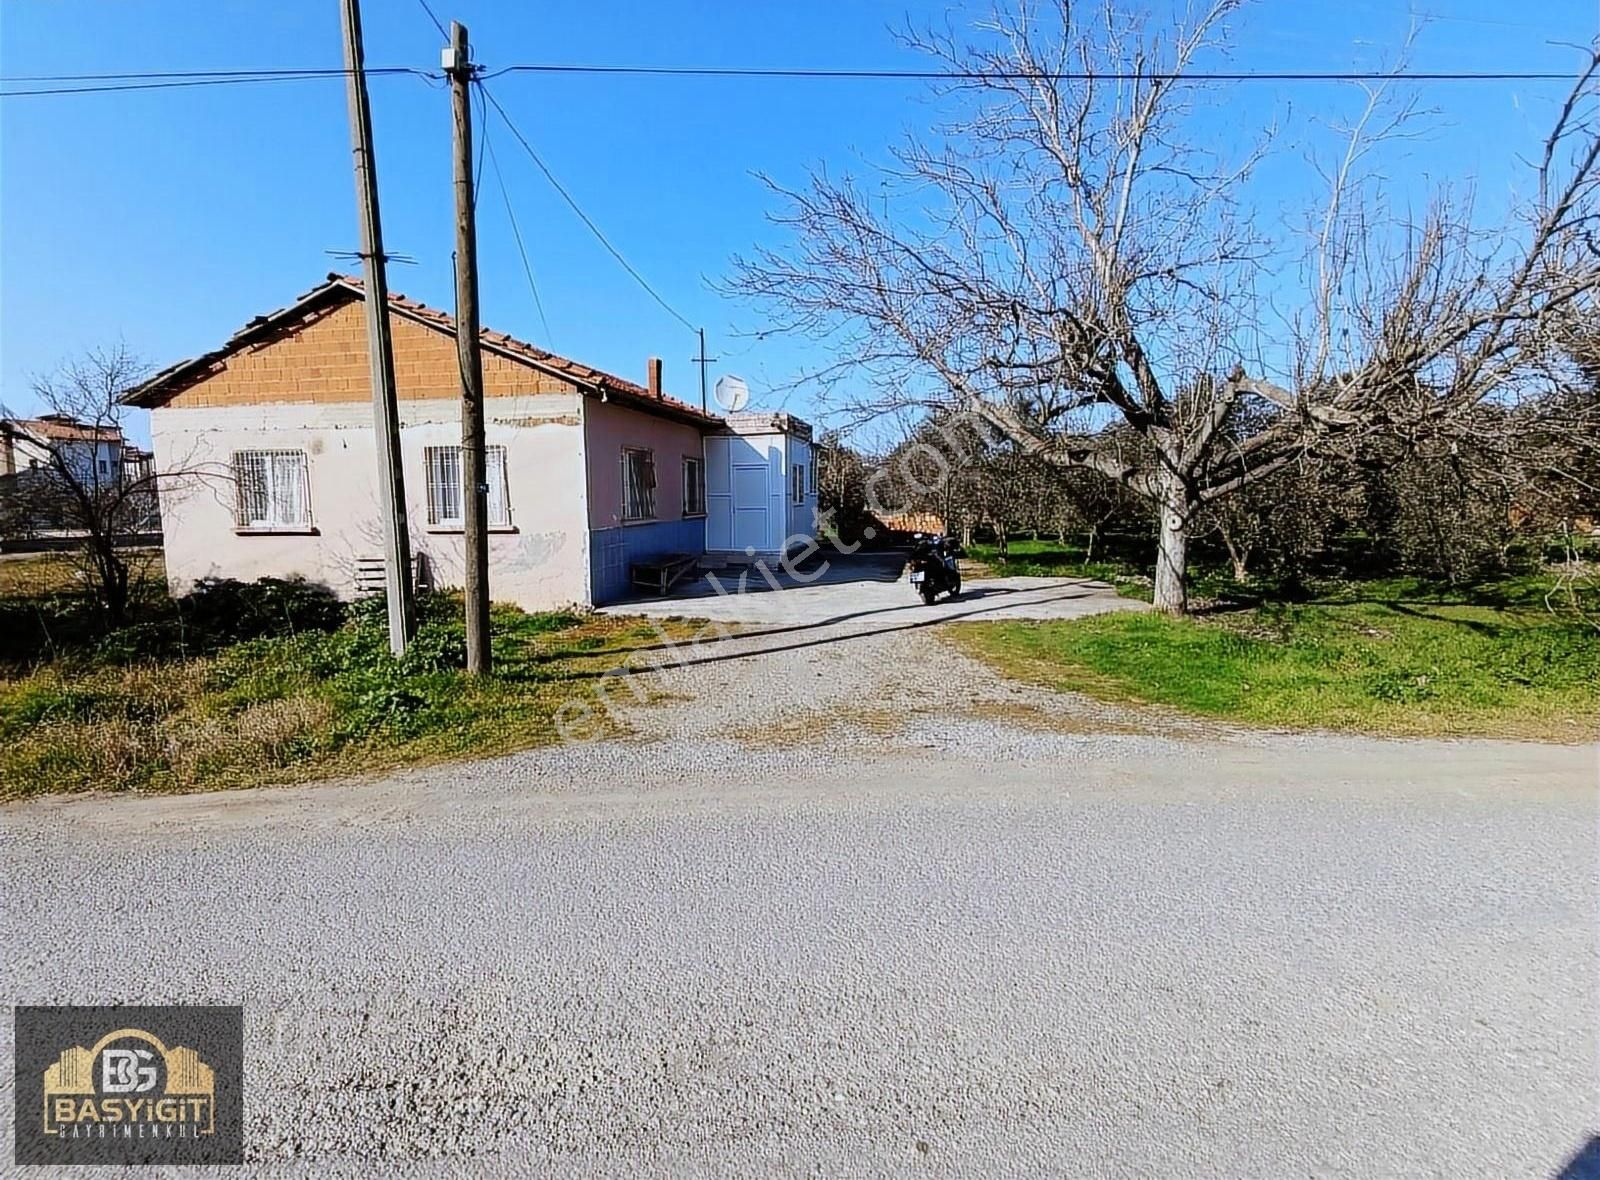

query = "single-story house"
[122,273,816,608]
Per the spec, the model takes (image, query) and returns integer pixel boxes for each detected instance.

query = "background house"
[2,414,128,486]
[0,415,159,547]
[123,274,815,609]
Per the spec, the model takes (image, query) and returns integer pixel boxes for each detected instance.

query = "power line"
[478,82,697,333]
[484,63,1584,83]
[483,115,554,349]
[0,68,427,99]
[413,0,449,43]
[4,60,1584,92]
[1,66,419,81]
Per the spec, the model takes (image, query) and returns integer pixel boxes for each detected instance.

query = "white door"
[732,463,769,553]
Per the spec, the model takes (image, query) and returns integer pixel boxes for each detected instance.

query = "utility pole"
[446,20,490,674]
[692,328,718,414]
[340,0,414,655]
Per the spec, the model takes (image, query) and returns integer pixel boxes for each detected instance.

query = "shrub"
[179,577,345,645]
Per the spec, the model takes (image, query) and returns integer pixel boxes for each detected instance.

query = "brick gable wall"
[158,300,579,409]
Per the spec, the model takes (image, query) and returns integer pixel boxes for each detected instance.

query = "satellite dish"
[713,374,750,413]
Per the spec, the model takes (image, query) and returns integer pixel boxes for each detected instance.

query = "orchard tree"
[734,1,1600,612]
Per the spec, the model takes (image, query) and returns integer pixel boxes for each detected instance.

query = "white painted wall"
[785,435,816,543]
[151,394,592,611]
[704,425,817,556]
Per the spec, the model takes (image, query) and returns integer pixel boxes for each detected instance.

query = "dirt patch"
[732,703,916,748]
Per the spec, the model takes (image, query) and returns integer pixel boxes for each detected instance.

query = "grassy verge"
[950,575,1598,741]
[964,539,1155,600]
[0,588,698,801]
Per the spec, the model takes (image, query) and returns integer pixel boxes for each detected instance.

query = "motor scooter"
[907,533,962,604]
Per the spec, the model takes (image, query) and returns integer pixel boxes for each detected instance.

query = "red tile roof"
[123,273,724,429]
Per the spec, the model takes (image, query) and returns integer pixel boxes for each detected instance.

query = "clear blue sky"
[2,1,1594,447]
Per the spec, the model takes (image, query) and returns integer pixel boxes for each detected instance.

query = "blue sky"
[2,1,1594,447]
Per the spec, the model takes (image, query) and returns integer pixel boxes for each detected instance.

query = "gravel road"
[2,596,1594,1177]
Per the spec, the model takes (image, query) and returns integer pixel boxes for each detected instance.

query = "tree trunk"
[1219,524,1251,583]
[1153,475,1190,615]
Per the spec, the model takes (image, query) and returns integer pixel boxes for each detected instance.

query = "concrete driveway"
[600,550,1147,627]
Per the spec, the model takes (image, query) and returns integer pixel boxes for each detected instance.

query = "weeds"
[0,584,688,800]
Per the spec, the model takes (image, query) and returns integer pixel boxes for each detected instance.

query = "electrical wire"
[0,67,427,98]
[414,0,450,43]
[483,119,555,349]
[4,60,1583,96]
[482,63,1583,83]
[478,82,697,333]
[2,67,408,81]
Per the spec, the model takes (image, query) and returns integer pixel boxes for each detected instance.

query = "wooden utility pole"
[340,0,414,655]
[447,20,491,674]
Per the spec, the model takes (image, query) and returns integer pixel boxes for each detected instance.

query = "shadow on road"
[558,583,1112,682]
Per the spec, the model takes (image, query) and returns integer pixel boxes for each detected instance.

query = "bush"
[179,577,345,645]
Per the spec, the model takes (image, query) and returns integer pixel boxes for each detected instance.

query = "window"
[622,447,656,521]
[792,463,805,504]
[682,456,706,516]
[425,445,510,528]
[233,449,311,529]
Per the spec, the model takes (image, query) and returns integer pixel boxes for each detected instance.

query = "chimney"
[647,357,664,398]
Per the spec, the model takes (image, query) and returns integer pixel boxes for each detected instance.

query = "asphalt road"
[2,727,1594,1177]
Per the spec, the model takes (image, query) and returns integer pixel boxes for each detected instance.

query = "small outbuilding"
[705,413,816,560]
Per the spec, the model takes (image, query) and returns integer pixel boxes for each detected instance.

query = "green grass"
[950,575,1598,741]
[965,539,1154,599]
[0,598,698,801]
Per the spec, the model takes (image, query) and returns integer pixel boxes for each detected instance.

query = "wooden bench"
[630,552,700,596]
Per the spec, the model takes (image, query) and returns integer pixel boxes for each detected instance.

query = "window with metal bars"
[681,456,705,516]
[232,449,311,528]
[425,445,510,528]
[622,447,656,521]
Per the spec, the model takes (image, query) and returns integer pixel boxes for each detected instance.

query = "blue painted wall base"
[590,518,706,605]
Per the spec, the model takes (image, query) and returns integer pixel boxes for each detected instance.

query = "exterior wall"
[785,435,817,544]
[152,394,591,612]
[583,398,709,604]
[704,431,786,557]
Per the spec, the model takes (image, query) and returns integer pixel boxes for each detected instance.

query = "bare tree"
[733,1,1600,612]
[3,346,161,624]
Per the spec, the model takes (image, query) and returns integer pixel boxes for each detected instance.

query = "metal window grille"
[484,446,510,527]
[682,456,705,516]
[426,445,510,527]
[232,449,310,527]
[622,447,656,520]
